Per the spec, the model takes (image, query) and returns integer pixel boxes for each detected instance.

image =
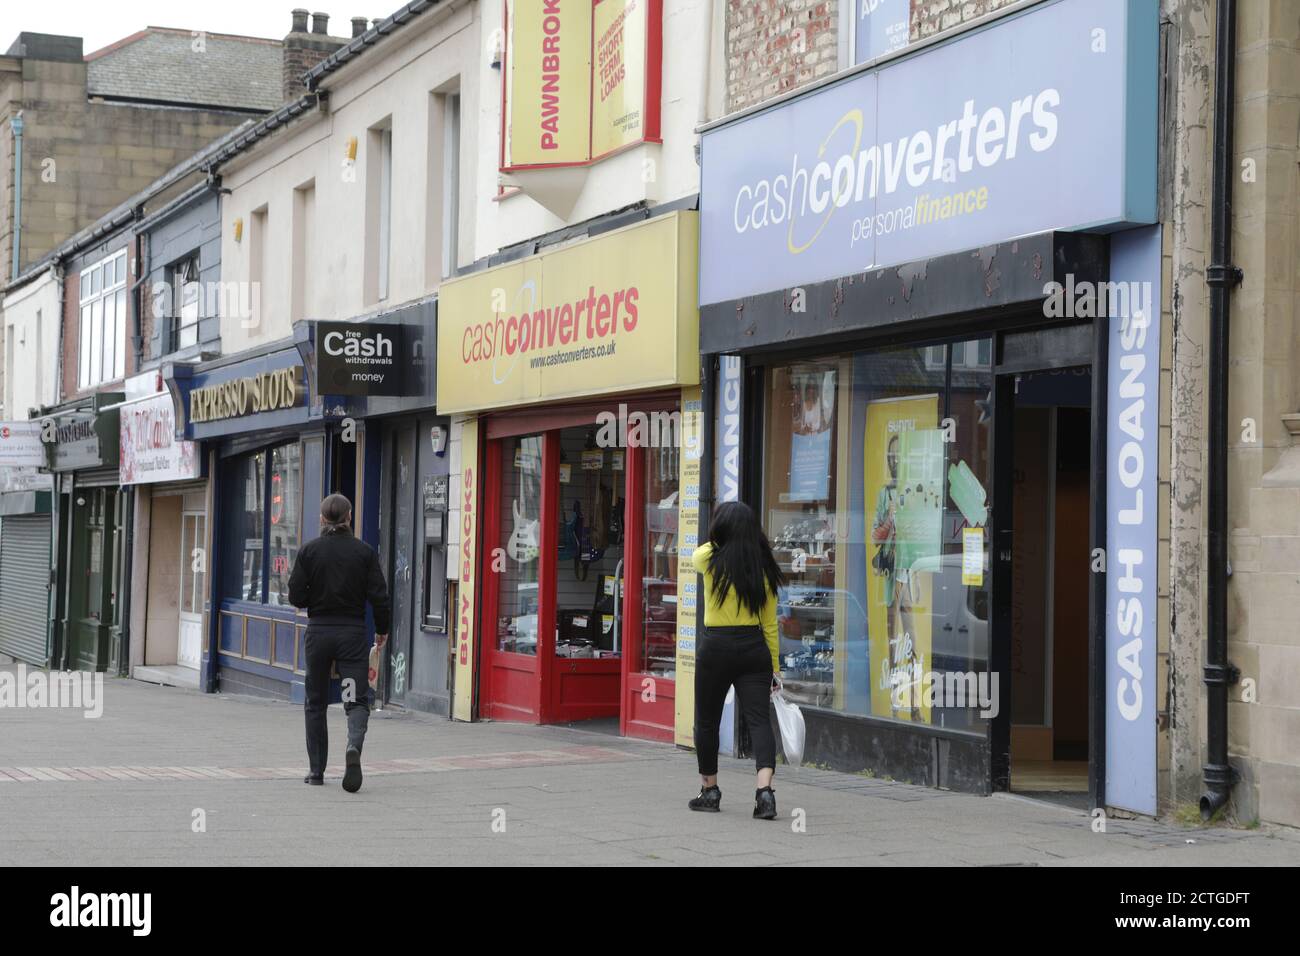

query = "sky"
[1,0,391,55]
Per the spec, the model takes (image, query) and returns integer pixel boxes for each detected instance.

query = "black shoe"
[342,745,363,793]
[304,774,323,786]
[688,784,721,812]
[754,787,777,820]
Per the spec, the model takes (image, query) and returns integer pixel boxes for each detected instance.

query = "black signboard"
[317,322,407,396]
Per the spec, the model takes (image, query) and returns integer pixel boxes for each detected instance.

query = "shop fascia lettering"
[461,284,640,364]
[191,367,303,424]
[730,89,1059,235]
[322,328,393,359]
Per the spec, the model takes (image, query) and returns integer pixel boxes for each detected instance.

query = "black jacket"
[288,530,391,634]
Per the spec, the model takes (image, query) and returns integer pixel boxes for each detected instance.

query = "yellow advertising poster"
[591,0,649,159]
[674,385,702,747]
[436,211,699,415]
[865,395,942,723]
[505,0,592,167]
[452,418,479,722]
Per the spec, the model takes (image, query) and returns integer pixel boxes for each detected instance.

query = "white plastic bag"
[772,683,805,767]
[718,686,736,756]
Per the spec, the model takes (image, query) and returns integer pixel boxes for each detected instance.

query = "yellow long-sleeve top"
[692,543,781,673]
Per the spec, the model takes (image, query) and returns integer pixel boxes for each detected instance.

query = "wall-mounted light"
[233,217,244,242]
[346,136,358,162]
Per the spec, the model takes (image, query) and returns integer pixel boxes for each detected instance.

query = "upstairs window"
[79,250,127,389]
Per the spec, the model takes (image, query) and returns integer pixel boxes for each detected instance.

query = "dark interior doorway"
[995,366,1093,797]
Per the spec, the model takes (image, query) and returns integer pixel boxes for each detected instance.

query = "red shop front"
[477,396,685,738]
[436,212,700,742]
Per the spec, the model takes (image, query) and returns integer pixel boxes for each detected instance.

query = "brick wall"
[281,33,347,102]
[910,0,1021,40]
[726,1,841,113]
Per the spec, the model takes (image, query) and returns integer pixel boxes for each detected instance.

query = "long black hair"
[705,501,786,616]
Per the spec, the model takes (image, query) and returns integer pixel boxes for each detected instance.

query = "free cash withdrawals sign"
[699,0,1158,305]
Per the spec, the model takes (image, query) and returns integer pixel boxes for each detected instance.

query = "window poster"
[788,368,836,501]
[865,394,941,723]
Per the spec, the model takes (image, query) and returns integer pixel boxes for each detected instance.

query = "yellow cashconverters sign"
[436,211,699,414]
[504,0,592,167]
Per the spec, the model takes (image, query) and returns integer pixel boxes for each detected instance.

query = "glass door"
[178,512,206,669]
[480,432,549,721]
[620,438,679,741]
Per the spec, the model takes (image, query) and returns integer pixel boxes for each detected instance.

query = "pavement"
[2,663,1298,866]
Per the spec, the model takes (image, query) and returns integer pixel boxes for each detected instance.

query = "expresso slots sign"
[190,366,304,424]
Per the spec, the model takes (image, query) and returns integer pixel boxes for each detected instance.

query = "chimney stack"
[282,9,348,102]
[352,17,369,38]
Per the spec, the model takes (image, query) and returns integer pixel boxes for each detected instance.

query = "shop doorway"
[992,365,1094,801]
[178,511,206,669]
[478,400,681,740]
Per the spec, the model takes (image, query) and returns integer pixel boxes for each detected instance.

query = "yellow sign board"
[436,211,699,414]
[591,0,651,159]
[452,417,479,722]
[673,385,702,747]
[504,0,592,167]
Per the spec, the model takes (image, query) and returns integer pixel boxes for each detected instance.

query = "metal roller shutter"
[0,515,52,666]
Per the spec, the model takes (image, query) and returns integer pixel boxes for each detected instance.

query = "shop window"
[221,441,302,606]
[555,426,623,661]
[267,443,302,607]
[640,443,678,678]
[497,434,543,654]
[762,341,993,728]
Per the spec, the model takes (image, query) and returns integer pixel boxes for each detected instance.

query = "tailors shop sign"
[699,0,1158,305]
[317,322,405,396]
[120,394,200,486]
[436,211,699,414]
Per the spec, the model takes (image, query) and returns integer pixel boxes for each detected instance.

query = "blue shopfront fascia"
[698,0,1159,306]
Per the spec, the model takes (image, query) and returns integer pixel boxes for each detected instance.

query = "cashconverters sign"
[699,0,1158,305]
[436,211,698,414]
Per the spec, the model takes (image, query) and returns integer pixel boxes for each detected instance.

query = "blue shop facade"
[163,298,439,701]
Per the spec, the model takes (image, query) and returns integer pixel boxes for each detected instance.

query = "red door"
[478,398,681,734]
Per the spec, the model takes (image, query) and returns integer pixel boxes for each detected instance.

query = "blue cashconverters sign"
[699,0,1158,305]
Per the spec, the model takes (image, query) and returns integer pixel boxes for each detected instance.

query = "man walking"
[289,494,390,792]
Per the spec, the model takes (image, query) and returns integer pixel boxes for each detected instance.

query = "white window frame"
[78,249,128,389]
[171,254,201,351]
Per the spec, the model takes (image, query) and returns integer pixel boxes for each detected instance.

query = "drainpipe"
[1202,0,1243,820]
[9,111,23,281]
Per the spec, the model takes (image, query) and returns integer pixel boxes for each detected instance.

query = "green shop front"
[43,393,127,673]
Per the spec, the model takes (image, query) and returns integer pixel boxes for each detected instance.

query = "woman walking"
[689,500,786,819]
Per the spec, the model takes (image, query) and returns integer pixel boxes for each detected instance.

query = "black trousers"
[303,622,371,777]
[693,625,777,776]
